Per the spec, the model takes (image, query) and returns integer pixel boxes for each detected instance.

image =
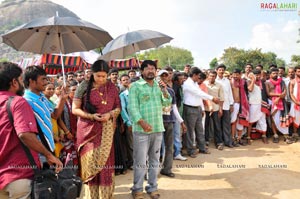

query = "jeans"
[131,132,163,193]
[173,119,182,157]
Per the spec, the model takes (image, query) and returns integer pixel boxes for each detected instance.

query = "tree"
[209,58,218,69]
[291,55,300,65]
[137,45,194,71]
[220,47,286,72]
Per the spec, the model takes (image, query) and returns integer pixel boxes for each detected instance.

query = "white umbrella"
[1,16,112,85]
[100,29,173,62]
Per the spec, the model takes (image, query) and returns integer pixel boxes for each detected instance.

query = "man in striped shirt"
[23,66,67,162]
[129,60,171,199]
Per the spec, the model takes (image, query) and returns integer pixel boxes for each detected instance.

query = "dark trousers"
[161,122,174,173]
[125,126,133,167]
[221,110,233,146]
[183,105,206,155]
[205,111,223,146]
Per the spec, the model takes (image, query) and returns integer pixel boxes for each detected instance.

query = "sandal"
[132,192,144,199]
[246,137,251,145]
[262,135,268,144]
[273,136,279,143]
[284,136,293,144]
[232,139,240,147]
[292,134,299,142]
[238,139,246,146]
[147,191,160,199]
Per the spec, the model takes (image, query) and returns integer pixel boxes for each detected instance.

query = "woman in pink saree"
[72,60,120,199]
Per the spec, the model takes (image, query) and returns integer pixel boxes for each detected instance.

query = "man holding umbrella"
[0,62,62,198]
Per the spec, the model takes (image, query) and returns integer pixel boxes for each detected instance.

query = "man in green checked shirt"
[129,60,171,199]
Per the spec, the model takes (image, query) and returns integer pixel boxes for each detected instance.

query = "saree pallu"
[79,119,115,198]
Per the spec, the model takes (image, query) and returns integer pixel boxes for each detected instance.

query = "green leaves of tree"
[137,45,194,71]
[218,47,286,71]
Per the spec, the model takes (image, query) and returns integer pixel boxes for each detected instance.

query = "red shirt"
[0,91,40,189]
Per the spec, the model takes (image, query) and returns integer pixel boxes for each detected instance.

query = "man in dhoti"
[246,69,269,144]
[230,69,253,146]
[288,65,300,141]
[265,68,292,144]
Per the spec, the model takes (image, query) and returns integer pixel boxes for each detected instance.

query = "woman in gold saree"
[72,60,120,199]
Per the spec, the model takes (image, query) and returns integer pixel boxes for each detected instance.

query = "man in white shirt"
[215,64,234,148]
[182,67,219,158]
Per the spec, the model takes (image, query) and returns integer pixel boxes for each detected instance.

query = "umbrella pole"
[58,31,66,87]
[60,52,66,87]
[132,44,141,68]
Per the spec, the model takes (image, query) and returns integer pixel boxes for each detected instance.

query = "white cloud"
[283,20,299,32]
[247,20,300,63]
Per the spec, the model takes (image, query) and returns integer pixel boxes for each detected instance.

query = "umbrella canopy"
[1,16,113,54]
[100,29,173,61]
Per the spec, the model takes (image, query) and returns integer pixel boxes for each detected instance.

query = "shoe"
[225,144,234,148]
[188,153,197,158]
[217,144,224,150]
[132,191,144,199]
[160,171,175,178]
[199,149,211,154]
[147,191,160,199]
[174,154,187,161]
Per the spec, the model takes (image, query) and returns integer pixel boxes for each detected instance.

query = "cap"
[157,69,169,76]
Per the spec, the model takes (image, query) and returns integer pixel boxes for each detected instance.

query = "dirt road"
[114,140,300,199]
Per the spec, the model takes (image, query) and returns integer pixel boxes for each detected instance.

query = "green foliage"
[291,55,300,65]
[137,45,193,71]
[0,58,9,62]
[220,47,286,72]
[209,57,218,69]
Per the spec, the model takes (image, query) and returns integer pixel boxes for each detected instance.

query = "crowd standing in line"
[1,59,300,199]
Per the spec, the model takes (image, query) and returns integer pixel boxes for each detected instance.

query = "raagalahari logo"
[260,2,298,11]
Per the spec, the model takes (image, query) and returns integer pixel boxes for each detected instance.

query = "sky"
[4,0,300,68]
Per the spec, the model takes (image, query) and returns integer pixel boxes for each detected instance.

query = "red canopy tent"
[108,58,158,70]
[38,55,157,74]
[39,54,91,74]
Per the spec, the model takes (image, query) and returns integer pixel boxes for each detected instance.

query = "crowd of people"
[0,59,299,199]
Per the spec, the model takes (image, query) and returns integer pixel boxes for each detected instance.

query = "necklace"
[98,84,108,105]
